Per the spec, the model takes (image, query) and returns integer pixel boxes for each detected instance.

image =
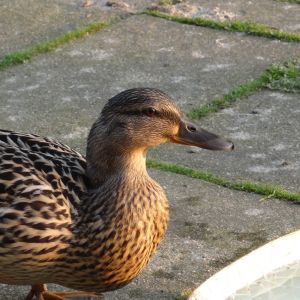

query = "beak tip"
[226,141,234,151]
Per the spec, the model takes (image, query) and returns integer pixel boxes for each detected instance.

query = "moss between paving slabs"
[188,60,300,119]
[267,60,300,92]
[147,159,300,202]
[144,10,300,43]
[158,0,182,5]
[175,295,188,300]
[275,0,300,4]
[0,21,108,71]
[175,289,193,300]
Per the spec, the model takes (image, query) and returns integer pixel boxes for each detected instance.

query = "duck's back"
[0,130,87,284]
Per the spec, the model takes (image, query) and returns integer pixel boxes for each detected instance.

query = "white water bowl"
[189,230,300,300]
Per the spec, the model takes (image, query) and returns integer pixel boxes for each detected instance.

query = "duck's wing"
[0,130,88,213]
[0,130,88,277]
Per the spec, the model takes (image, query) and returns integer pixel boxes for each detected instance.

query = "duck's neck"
[86,146,148,188]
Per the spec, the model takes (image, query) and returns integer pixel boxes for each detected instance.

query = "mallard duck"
[0,88,233,300]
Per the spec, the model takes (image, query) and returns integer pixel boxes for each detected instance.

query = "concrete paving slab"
[0,0,121,58]
[0,15,299,144]
[0,170,300,299]
[0,11,299,299]
[91,0,154,13]
[150,90,300,192]
[151,0,300,32]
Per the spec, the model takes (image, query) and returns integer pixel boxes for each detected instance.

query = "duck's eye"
[143,107,157,117]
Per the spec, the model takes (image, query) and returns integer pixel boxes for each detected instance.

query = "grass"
[267,60,300,92]
[275,0,300,3]
[188,60,300,119]
[158,0,181,5]
[175,296,188,300]
[144,10,300,43]
[147,159,300,202]
[0,21,108,71]
[175,289,193,300]
[188,78,263,119]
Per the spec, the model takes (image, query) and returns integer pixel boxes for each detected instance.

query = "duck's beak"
[171,120,234,151]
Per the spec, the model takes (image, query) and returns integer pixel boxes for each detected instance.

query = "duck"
[0,88,233,300]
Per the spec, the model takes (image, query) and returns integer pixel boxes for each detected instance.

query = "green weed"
[144,10,300,43]
[147,159,300,202]
[188,60,300,119]
[0,22,108,71]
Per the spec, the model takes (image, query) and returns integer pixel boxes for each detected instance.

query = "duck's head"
[88,88,233,158]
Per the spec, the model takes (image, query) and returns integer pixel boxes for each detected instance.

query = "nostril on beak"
[230,142,235,151]
[187,125,197,132]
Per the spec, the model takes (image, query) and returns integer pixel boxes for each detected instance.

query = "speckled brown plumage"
[0,88,233,299]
